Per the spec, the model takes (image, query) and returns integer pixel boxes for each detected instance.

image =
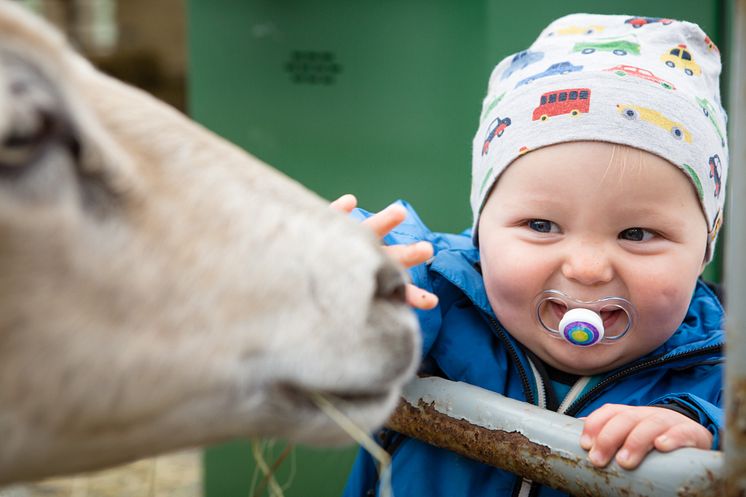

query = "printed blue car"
[501,50,544,80]
[516,61,583,88]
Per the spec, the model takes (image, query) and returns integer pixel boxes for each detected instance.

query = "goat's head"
[0,1,420,483]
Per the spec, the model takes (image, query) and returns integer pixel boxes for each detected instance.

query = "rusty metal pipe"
[388,377,723,497]
[725,0,746,495]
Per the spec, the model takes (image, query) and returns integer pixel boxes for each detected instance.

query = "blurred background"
[10,0,731,496]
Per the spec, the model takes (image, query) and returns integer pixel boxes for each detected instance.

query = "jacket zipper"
[486,314,540,497]
[486,314,536,405]
[564,343,723,417]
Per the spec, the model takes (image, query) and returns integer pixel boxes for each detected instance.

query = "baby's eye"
[619,228,655,242]
[527,219,559,233]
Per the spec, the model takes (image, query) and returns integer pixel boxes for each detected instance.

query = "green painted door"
[188,2,724,495]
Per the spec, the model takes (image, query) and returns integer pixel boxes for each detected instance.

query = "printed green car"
[573,39,641,56]
[696,97,726,146]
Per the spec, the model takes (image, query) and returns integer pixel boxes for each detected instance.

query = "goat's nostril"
[375,262,407,303]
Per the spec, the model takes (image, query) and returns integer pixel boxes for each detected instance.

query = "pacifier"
[533,290,638,346]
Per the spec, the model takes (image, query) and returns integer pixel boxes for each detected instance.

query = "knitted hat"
[471,13,727,261]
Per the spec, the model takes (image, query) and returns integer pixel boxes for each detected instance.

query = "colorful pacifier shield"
[559,308,605,346]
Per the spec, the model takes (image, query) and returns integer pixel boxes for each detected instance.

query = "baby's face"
[478,142,708,375]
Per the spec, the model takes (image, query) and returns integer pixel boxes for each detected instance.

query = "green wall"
[188,2,725,495]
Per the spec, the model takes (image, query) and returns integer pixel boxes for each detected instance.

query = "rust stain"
[387,399,602,496]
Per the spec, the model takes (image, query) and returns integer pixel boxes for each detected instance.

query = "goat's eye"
[0,110,54,170]
[0,56,83,192]
[0,62,65,173]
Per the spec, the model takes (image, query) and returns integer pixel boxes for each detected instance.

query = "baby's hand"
[580,404,713,470]
[330,194,438,310]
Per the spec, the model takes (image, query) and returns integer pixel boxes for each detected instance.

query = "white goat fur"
[0,1,419,484]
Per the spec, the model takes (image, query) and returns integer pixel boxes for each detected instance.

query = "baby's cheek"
[484,256,532,297]
[485,263,547,329]
[638,283,691,332]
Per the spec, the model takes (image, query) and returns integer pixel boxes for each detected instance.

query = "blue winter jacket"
[343,201,725,497]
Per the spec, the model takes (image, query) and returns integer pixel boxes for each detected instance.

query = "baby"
[337,13,726,497]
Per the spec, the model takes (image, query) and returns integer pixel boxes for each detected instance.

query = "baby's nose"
[560,242,614,285]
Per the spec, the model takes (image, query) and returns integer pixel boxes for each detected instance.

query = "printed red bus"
[532,88,591,121]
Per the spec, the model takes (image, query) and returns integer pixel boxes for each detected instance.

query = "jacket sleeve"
[342,448,378,497]
[649,392,723,449]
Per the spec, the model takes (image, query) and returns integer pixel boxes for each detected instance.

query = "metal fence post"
[725,0,746,495]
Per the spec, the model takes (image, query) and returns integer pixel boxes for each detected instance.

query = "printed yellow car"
[617,104,692,143]
[660,44,701,76]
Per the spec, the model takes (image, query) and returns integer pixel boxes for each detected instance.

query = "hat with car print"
[472,13,727,261]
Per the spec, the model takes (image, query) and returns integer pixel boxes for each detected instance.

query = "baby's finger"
[654,422,713,453]
[384,242,434,268]
[406,284,439,310]
[614,416,670,469]
[329,194,357,213]
[587,411,641,467]
[581,404,628,449]
[362,204,408,238]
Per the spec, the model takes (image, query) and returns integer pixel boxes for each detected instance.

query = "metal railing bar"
[388,377,723,497]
